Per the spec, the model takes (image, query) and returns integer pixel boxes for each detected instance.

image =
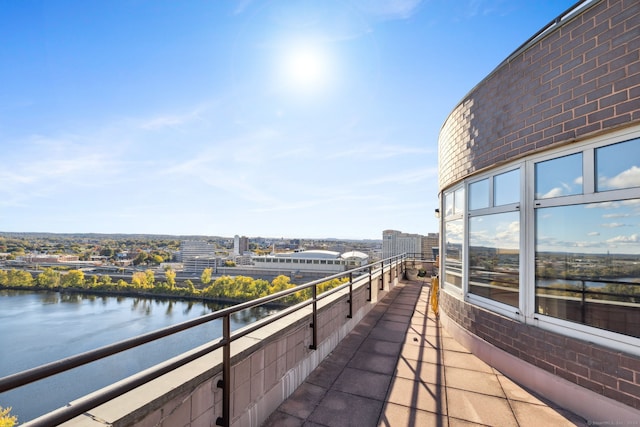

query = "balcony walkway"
[263,278,587,427]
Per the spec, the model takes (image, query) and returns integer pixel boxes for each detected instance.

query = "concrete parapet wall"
[58,264,401,427]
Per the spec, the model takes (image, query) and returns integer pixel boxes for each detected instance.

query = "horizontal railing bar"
[25,338,226,427]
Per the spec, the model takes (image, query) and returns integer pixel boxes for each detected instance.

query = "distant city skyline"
[0,1,577,239]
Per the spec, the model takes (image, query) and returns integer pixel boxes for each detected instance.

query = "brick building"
[437,0,640,422]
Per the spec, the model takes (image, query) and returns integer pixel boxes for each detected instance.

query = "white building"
[251,250,369,275]
[382,230,422,259]
[180,240,214,262]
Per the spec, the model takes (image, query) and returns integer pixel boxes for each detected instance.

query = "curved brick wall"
[439,0,640,191]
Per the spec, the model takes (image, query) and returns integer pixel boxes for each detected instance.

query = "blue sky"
[0,0,578,240]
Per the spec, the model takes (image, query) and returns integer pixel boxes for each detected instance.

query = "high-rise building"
[382,230,422,259]
[421,233,439,260]
[179,240,214,262]
[234,235,249,256]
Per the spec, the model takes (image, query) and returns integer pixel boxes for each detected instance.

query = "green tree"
[201,268,213,286]
[61,270,85,288]
[133,252,148,266]
[270,275,293,293]
[7,269,33,287]
[164,268,176,289]
[0,270,8,286]
[36,267,61,288]
[100,248,115,258]
[185,279,196,294]
[145,269,155,286]
[150,254,164,265]
[131,271,149,288]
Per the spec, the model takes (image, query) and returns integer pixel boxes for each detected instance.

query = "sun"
[281,45,331,94]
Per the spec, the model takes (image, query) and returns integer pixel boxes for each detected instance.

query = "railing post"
[347,272,353,319]
[309,284,317,350]
[216,315,231,427]
[581,280,586,325]
[367,266,372,301]
[380,262,385,290]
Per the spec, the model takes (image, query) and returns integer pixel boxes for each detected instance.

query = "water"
[0,290,276,423]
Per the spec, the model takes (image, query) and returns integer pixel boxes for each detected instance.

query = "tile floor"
[262,279,588,427]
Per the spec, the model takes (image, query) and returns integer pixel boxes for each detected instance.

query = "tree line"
[0,267,348,305]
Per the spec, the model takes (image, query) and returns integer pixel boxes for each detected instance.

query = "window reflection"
[494,169,519,206]
[454,187,465,215]
[445,192,454,217]
[535,153,583,199]
[469,179,489,210]
[469,212,520,307]
[596,138,640,191]
[535,200,640,338]
[445,218,463,288]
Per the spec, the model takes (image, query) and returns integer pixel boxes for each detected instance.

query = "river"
[0,290,277,423]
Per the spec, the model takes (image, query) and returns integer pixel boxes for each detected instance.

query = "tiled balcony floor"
[262,278,588,427]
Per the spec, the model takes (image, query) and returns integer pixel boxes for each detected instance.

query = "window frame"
[527,129,640,354]
[440,125,640,355]
[466,165,524,319]
[442,185,465,295]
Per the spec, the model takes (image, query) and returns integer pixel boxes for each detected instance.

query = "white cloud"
[541,187,564,198]
[602,213,630,218]
[587,231,600,236]
[138,106,207,131]
[601,222,627,228]
[599,166,640,190]
[607,234,639,244]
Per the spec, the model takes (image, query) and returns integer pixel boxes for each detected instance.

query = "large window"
[442,133,640,342]
[467,168,520,307]
[534,136,640,338]
[469,212,520,307]
[535,202,640,338]
[535,153,583,199]
[442,130,640,346]
[596,138,640,191]
[443,187,464,288]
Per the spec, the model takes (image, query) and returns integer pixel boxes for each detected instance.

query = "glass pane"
[454,187,465,215]
[596,138,640,191]
[469,179,489,210]
[535,153,583,199]
[445,192,454,217]
[469,212,520,307]
[535,200,640,338]
[444,219,463,288]
[494,169,519,206]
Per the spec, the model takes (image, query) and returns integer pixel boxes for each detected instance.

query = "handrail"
[1,253,408,427]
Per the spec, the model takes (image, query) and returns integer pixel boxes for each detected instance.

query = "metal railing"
[0,254,407,427]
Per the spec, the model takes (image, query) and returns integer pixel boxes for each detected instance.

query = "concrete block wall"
[439,0,640,190]
[440,291,640,412]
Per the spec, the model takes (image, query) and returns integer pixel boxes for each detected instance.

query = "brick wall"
[440,290,640,410]
[439,0,640,190]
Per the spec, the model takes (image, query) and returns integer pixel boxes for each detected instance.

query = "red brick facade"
[439,0,640,191]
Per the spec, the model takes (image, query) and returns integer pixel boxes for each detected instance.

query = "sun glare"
[281,46,331,93]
